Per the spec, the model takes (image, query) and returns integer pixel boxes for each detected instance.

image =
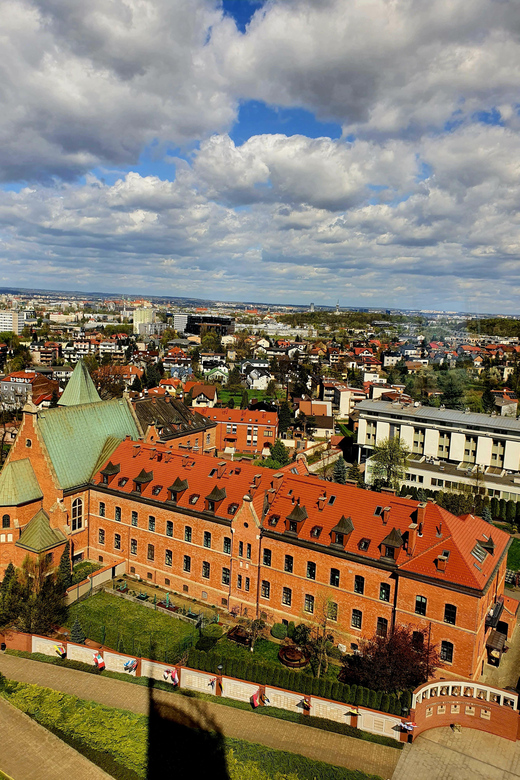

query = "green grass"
[0,680,383,780]
[508,538,520,570]
[66,591,197,662]
[216,637,281,663]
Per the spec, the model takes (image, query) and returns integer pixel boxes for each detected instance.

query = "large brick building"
[0,361,516,681]
[198,407,278,455]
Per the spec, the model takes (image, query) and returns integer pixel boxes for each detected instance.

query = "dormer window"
[168,477,188,503]
[101,461,120,484]
[152,485,162,496]
[207,499,215,513]
[289,521,297,533]
[335,532,344,546]
[228,503,239,515]
[359,538,370,551]
[268,514,280,527]
[311,526,322,539]
[189,494,199,505]
[133,468,153,493]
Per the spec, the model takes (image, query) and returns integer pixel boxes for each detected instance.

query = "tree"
[481,380,495,413]
[347,462,365,488]
[482,505,493,524]
[130,374,142,393]
[278,401,292,434]
[333,456,347,485]
[271,439,290,467]
[370,437,410,491]
[70,617,87,645]
[226,397,235,408]
[57,541,72,591]
[265,379,277,397]
[342,624,441,693]
[49,389,59,408]
[306,594,336,678]
[240,390,249,410]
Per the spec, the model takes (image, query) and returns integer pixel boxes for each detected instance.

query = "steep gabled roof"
[15,509,66,553]
[58,360,101,406]
[0,459,43,507]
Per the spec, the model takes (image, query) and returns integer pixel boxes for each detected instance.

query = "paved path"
[0,654,400,780]
[392,726,520,780]
[0,695,111,780]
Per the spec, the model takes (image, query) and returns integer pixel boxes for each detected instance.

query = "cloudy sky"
[1,0,519,312]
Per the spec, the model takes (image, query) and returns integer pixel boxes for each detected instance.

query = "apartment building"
[357,400,520,500]
[0,310,23,335]
[198,407,278,455]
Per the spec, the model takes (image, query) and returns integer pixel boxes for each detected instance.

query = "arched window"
[72,498,83,531]
[2,514,10,528]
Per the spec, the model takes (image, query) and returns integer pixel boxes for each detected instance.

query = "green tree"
[240,390,249,409]
[347,462,365,488]
[370,437,410,491]
[265,379,277,397]
[71,617,87,644]
[271,439,290,467]
[481,380,495,413]
[57,541,72,590]
[333,456,347,485]
[49,389,59,408]
[278,401,292,434]
[130,373,142,393]
[482,505,493,524]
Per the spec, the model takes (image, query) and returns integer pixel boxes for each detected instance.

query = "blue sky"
[0,0,518,312]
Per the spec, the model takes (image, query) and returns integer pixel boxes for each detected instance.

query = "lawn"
[0,680,383,780]
[66,591,197,663]
[508,538,520,571]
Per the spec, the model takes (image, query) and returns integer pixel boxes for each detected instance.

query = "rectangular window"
[238,541,244,557]
[204,531,212,549]
[246,543,251,560]
[245,577,250,592]
[130,538,137,555]
[223,537,231,555]
[147,544,154,561]
[444,604,457,625]
[99,528,105,545]
[263,549,272,567]
[330,568,340,587]
[284,555,293,573]
[148,516,155,532]
[354,575,364,594]
[376,617,388,637]
[115,506,121,522]
[165,549,172,567]
[237,574,242,589]
[261,580,270,599]
[282,587,292,606]
[99,502,105,517]
[379,583,390,602]
[351,609,362,629]
[222,567,230,585]
[304,594,314,614]
[131,511,138,527]
[166,520,173,538]
[327,602,338,621]
[183,555,191,573]
[415,595,427,616]
[114,533,121,550]
[202,561,210,579]
[307,561,316,580]
[440,641,454,663]
[185,526,192,543]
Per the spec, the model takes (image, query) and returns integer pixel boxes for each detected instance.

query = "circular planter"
[227,625,251,646]
[278,645,310,669]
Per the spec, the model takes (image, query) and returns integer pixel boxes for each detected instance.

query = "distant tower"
[309,302,315,313]
[335,300,340,316]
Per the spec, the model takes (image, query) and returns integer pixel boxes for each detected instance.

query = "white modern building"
[357,400,520,501]
[0,310,23,335]
[133,308,155,335]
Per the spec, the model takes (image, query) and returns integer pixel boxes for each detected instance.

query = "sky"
[0,0,519,312]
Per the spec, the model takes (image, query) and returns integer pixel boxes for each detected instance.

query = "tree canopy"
[370,436,410,491]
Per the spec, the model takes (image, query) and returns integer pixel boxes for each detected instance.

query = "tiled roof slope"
[58,360,101,406]
[93,440,271,519]
[263,474,510,591]
[0,459,43,507]
[132,397,215,440]
[16,508,66,552]
[37,399,139,489]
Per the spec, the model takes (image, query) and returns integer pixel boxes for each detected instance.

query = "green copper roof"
[58,360,101,406]
[16,508,66,553]
[37,398,139,489]
[0,459,43,507]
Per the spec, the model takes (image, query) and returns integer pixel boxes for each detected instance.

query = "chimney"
[182,454,190,467]
[318,494,326,510]
[417,501,427,526]
[381,487,396,495]
[408,522,418,554]
[437,554,447,573]
[253,473,262,487]
[272,473,284,491]
[217,460,227,478]
[346,479,357,486]
[132,444,141,457]
[265,488,275,506]
[382,506,391,525]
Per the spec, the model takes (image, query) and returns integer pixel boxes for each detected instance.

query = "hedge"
[186,647,408,715]
[270,623,287,640]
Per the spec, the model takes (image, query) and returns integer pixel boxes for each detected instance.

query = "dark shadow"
[146,662,229,780]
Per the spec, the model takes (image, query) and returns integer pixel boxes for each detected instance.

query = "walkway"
[0,654,400,780]
[0,695,111,780]
[392,726,520,780]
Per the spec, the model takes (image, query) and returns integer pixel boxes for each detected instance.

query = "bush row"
[186,648,408,715]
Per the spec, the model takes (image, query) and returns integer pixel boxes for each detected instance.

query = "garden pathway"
[0,653,401,780]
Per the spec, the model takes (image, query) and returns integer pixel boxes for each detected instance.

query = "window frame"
[307,561,316,580]
[261,580,271,599]
[415,595,427,616]
[304,594,315,614]
[330,568,340,587]
[444,603,457,625]
[354,575,365,595]
[202,561,210,579]
[284,555,293,573]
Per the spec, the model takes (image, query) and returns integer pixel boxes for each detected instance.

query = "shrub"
[368,689,378,709]
[401,690,412,711]
[380,693,390,713]
[348,684,357,704]
[287,621,295,639]
[270,623,288,641]
[292,624,311,646]
[203,624,223,640]
[355,686,364,706]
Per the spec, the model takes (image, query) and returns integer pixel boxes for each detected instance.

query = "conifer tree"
[271,439,290,467]
[71,617,87,644]
[333,456,347,484]
[58,541,72,590]
[278,401,292,434]
[482,505,493,524]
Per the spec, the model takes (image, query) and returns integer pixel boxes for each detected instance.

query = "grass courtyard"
[66,591,198,662]
[507,538,520,571]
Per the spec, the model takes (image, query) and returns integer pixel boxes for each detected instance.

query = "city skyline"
[0,0,518,312]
